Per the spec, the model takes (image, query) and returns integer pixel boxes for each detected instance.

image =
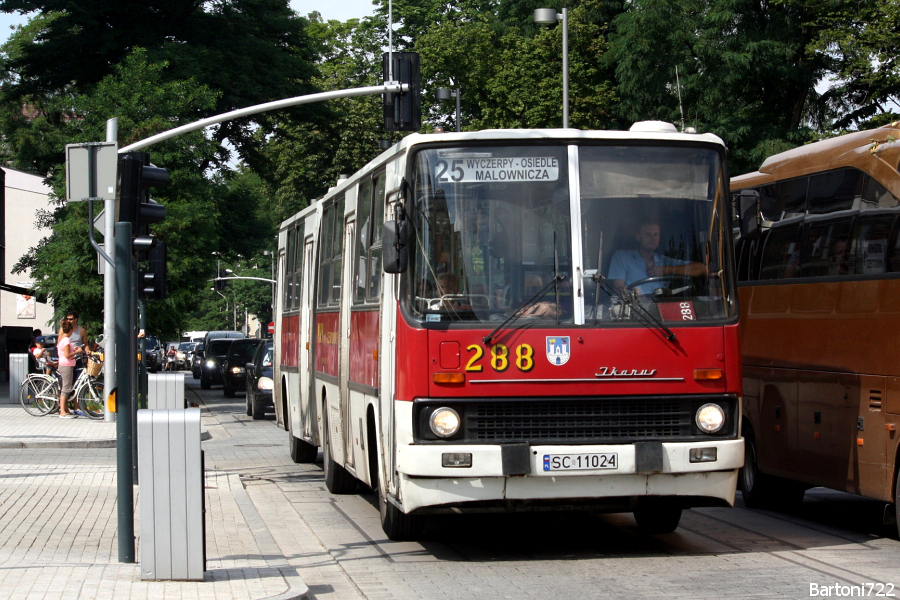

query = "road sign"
[267,322,275,334]
[65,142,118,202]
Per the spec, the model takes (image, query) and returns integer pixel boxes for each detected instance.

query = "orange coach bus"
[732,123,900,535]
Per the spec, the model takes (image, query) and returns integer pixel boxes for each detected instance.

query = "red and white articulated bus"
[274,123,743,540]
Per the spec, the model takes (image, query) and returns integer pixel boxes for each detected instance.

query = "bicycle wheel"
[77,378,105,420]
[35,375,60,414]
[20,377,52,416]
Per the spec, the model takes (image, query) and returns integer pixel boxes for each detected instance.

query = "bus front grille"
[414,395,739,444]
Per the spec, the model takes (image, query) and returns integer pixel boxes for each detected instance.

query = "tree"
[12,50,223,340]
[0,0,319,174]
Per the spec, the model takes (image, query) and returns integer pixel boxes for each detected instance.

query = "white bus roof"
[278,125,726,232]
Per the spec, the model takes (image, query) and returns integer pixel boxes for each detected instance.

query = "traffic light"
[117,151,168,254]
[383,52,421,132]
[214,278,227,291]
[139,241,167,301]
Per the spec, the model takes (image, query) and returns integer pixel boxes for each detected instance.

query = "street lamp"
[534,7,569,128]
[435,85,461,132]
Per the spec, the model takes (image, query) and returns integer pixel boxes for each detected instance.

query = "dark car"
[222,338,262,398]
[200,338,233,389]
[191,342,204,379]
[144,335,163,373]
[245,340,274,420]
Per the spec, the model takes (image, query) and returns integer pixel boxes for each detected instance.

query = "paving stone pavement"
[0,378,312,600]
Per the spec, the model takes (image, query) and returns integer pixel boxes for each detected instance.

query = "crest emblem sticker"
[546,336,571,366]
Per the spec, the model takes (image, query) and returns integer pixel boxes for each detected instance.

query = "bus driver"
[608,220,707,295]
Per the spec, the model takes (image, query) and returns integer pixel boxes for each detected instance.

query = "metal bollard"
[137,408,205,580]
[8,354,29,405]
[147,373,185,409]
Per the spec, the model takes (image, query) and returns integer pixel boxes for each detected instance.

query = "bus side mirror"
[383,219,410,273]
[738,190,761,241]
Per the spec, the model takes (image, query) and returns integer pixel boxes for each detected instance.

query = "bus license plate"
[543,453,618,471]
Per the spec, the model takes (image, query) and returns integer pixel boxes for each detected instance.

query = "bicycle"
[19,353,105,419]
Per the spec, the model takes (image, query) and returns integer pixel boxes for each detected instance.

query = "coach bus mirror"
[738,190,761,241]
[383,219,410,273]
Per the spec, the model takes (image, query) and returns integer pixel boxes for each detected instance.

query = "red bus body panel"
[280,314,300,368]
[395,308,739,401]
[350,310,380,388]
[315,312,340,377]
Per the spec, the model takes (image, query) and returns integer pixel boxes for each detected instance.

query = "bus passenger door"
[339,218,355,469]
[300,237,315,440]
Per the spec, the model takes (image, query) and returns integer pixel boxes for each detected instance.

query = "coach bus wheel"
[633,497,682,534]
[323,409,357,494]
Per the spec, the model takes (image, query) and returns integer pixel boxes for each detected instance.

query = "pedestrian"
[57,319,84,418]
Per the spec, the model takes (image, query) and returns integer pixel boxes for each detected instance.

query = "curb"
[0,429,212,450]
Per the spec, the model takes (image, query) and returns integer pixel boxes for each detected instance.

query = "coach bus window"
[860,176,900,210]
[367,174,386,302]
[854,216,894,274]
[775,177,808,219]
[758,221,802,280]
[757,184,779,221]
[807,169,861,214]
[801,218,854,277]
[354,178,373,304]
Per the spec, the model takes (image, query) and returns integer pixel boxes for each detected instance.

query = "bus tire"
[741,428,787,508]
[379,485,421,541]
[323,409,357,494]
[633,497,682,534]
[289,431,317,463]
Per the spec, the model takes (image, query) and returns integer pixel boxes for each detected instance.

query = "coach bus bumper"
[395,438,743,513]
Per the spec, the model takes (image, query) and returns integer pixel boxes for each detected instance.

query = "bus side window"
[801,218,853,278]
[860,175,900,209]
[855,216,894,275]
[807,169,861,214]
[774,178,807,220]
[758,222,801,280]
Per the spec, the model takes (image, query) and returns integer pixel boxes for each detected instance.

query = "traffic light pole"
[115,221,135,563]
[104,119,117,423]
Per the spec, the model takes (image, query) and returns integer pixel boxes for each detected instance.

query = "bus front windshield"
[409,144,734,325]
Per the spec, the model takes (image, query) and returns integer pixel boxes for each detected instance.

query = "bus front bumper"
[395,438,743,513]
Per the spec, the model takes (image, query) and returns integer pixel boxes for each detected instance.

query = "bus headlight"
[695,403,725,433]
[258,376,274,391]
[230,366,245,375]
[429,407,460,438]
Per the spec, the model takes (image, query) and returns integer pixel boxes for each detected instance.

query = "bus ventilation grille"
[466,397,693,443]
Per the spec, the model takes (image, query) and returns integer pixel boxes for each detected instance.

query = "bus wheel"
[741,429,784,508]
[633,497,682,534]
[289,429,317,464]
[323,409,357,494]
[379,481,421,541]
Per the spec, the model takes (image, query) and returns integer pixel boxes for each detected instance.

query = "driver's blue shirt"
[607,250,689,295]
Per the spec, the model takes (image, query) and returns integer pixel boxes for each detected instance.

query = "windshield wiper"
[483,274,565,345]
[592,274,677,342]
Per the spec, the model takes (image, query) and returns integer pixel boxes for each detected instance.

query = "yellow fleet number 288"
[466,343,534,372]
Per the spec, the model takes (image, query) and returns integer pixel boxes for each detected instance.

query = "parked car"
[191,342,204,379]
[222,338,262,398]
[144,335,162,373]
[246,340,274,420]
[200,338,234,389]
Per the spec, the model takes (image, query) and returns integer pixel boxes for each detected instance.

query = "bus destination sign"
[434,156,560,183]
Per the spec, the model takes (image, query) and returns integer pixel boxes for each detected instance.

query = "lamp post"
[435,85,461,132]
[534,7,569,128]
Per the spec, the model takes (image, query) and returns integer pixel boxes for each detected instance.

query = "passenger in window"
[608,220,707,294]
[828,239,852,276]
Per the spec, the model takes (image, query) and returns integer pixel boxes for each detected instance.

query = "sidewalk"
[0,380,312,600]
